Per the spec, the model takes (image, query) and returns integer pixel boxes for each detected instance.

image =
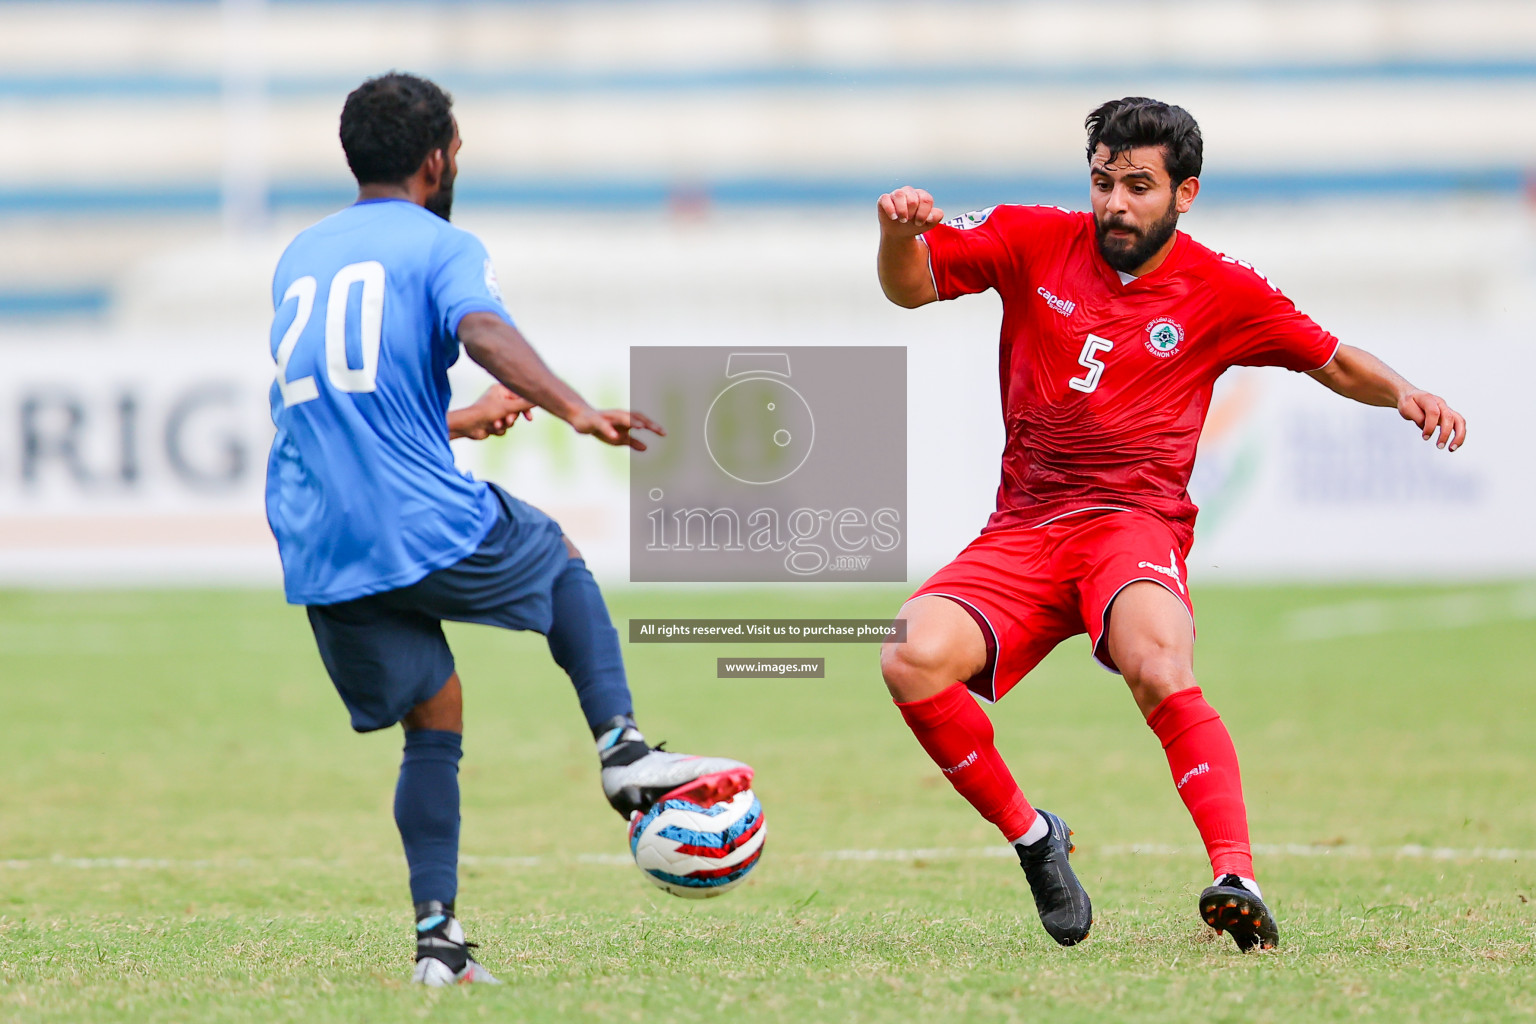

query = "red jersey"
[923,204,1339,549]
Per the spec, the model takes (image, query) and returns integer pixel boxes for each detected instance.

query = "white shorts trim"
[912,591,1000,704]
[1090,576,1196,676]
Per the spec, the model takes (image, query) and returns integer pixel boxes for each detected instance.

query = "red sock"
[895,682,1036,841]
[1147,687,1254,879]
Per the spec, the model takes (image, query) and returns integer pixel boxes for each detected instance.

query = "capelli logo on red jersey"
[1144,317,1185,358]
[1037,287,1076,317]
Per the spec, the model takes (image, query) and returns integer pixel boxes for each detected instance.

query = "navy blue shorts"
[306,484,571,732]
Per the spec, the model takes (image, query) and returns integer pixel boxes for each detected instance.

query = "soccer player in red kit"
[875,97,1467,951]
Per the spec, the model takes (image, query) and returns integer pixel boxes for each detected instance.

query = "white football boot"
[595,715,754,819]
[411,902,502,986]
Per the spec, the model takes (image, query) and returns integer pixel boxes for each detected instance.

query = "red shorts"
[910,508,1194,702]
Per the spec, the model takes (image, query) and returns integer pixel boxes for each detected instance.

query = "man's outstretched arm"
[877,186,945,308]
[1307,343,1467,452]
[457,312,664,450]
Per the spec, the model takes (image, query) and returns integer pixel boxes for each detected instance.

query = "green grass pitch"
[2,582,1533,1022]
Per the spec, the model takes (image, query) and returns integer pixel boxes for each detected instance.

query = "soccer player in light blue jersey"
[266,73,752,986]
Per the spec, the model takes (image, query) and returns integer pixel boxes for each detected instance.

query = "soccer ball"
[627,788,765,898]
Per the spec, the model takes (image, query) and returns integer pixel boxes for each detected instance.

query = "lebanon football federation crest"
[1144,317,1184,358]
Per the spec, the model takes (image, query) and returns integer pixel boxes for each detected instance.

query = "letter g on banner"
[165,385,247,491]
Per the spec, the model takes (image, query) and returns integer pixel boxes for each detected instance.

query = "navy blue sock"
[546,557,635,731]
[393,728,462,907]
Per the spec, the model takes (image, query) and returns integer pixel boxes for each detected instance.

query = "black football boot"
[1199,875,1280,951]
[1015,809,1093,946]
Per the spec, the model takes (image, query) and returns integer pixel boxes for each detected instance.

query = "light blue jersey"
[265,198,512,605]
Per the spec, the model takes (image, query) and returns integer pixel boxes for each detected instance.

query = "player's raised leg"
[394,674,500,985]
[1106,581,1278,951]
[882,595,1091,946]
[546,538,633,730]
[544,537,752,818]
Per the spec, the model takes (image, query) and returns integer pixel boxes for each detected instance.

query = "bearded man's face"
[1088,143,1186,274]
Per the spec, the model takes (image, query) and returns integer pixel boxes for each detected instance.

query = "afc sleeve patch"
[483,258,505,304]
[943,206,997,230]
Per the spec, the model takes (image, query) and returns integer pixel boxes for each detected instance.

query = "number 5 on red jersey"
[1068,334,1115,394]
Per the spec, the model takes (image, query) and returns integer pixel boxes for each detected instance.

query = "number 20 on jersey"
[273,260,386,407]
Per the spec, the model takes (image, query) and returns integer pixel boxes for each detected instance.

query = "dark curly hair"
[339,72,455,186]
[1085,97,1203,184]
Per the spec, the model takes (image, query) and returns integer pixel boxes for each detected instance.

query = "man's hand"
[448,384,534,441]
[568,408,666,451]
[877,186,945,237]
[877,187,943,308]
[454,315,666,451]
[1399,390,1467,452]
[1308,345,1467,453]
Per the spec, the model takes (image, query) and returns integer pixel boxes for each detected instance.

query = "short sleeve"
[430,228,514,339]
[923,204,1073,300]
[1220,259,1339,372]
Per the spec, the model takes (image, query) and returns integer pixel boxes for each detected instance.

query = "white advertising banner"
[1186,316,1528,581]
[0,315,1524,587]
[0,340,279,585]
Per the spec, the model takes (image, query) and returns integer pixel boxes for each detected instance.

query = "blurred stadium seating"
[3,0,1535,317]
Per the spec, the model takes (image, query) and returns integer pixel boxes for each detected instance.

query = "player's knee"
[1121,645,1195,707]
[881,635,958,702]
[402,673,464,733]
